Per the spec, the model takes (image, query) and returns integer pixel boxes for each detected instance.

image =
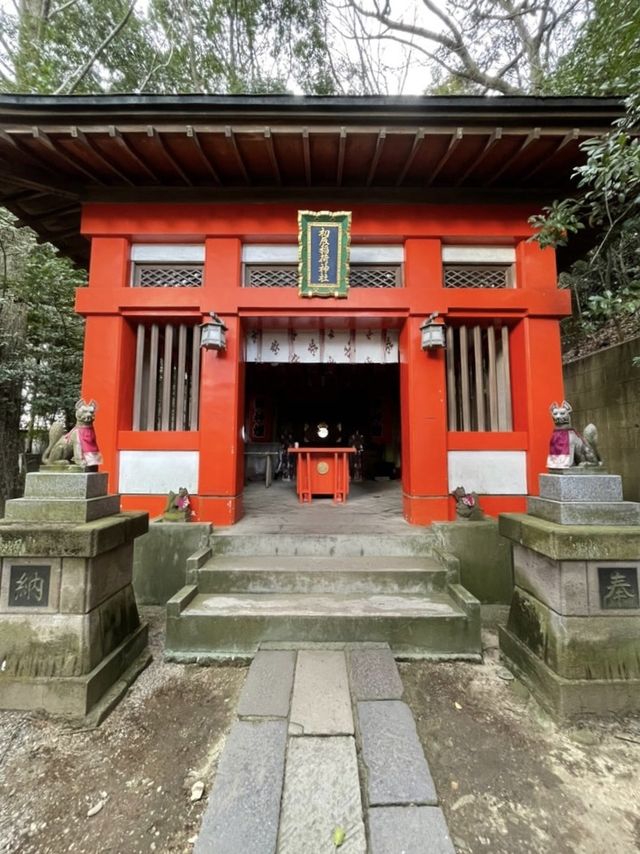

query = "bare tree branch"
[50,0,81,17]
[347,0,523,93]
[344,0,588,94]
[138,43,174,91]
[54,0,136,94]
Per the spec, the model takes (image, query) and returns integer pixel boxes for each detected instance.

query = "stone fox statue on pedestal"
[547,401,601,469]
[42,399,103,470]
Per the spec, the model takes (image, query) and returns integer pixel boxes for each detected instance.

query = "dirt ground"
[0,608,247,854]
[1,609,639,854]
[401,621,640,854]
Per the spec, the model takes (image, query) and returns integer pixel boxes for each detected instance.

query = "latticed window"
[243,264,402,288]
[443,265,513,289]
[132,264,204,287]
[446,324,513,431]
[351,266,401,287]
[132,323,201,431]
[244,266,298,287]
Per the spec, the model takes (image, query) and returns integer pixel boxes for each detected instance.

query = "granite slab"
[277,736,366,854]
[348,647,404,701]
[357,700,437,806]
[369,805,455,854]
[237,650,296,718]
[289,650,353,735]
[195,719,287,854]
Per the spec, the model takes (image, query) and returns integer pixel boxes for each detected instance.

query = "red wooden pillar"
[510,317,564,496]
[400,318,449,523]
[197,238,244,524]
[401,238,448,524]
[511,240,565,494]
[79,237,133,493]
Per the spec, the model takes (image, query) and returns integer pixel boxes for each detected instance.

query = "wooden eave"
[0,95,624,267]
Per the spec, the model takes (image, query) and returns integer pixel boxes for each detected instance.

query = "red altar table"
[289,447,356,503]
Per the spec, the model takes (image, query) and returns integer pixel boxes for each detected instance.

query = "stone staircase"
[165,532,482,661]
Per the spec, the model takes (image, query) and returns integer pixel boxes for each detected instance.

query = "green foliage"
[544,0,640,95]
[529,200,585,249]
[0,0,335,95]
[530,97,640,339]
[0,209,86,432]
[530,96,640,248]
[535,0,640,346]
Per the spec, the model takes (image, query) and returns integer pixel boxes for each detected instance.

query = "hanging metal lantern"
[200,312,228,351]
[420,313,446,350]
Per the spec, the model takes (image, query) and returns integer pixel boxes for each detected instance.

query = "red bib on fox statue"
[75,423,102,468]
[547,426,582,469]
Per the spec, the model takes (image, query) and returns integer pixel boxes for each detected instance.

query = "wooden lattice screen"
[243,264,402,288]
[132,323,201,431]
[446,324,513,431]
[132,264,204,287]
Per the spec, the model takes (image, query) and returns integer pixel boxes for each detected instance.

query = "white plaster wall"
[242,244,404,263]
[442,246,515,263]
[119,451,199,494]
[447,451,527,494]
[131,245,205,262]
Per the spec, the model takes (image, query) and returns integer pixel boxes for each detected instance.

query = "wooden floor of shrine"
[234,480,412,535]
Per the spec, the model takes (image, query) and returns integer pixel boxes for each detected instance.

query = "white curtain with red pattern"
[245,328,399,364]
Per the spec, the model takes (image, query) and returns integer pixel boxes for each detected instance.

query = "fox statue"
[547,401,601,469]
[41,399,103,471]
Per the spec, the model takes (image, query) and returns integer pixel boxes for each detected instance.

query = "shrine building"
[0,95,621,525]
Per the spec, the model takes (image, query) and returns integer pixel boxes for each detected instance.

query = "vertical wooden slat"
[487,326,499,430]
[446,325,457,430]
[473,325,485,431]
[501,325,513,430]
[132,325,146,430]
[147,323,159,431]
[140,346,150,430]
[190,325,201,430]
[496,329,507,430]
[459,325,471,431]
[175,324,187,431]
[161,324,174,430]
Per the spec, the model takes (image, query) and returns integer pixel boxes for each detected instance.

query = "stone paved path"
[231,481,411,535]
[195,644,455,854]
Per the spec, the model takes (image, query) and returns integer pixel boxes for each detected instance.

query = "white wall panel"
[131,245,205,262]
[242,244,403,263]
[447,451,527,494]
[119,451,199,494]
[442,246,515,263]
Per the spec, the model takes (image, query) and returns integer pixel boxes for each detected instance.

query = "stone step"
[210,532,435,558]
[166,588,481,659]
[195,555,447,595]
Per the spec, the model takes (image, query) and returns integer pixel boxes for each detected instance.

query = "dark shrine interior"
[244,363,401,479]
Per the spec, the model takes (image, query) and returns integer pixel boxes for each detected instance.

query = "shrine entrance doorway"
[243,361,401,507]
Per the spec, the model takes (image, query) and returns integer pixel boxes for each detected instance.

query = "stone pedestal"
[0,472,150,721]
[499,472,640,718]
